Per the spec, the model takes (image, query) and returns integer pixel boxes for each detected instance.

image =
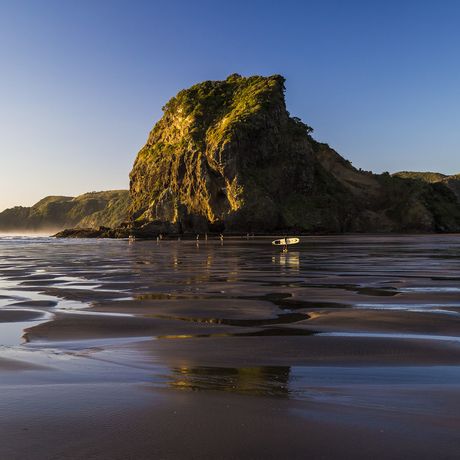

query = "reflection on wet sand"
[169,366,291,397]
[272,251,300,271]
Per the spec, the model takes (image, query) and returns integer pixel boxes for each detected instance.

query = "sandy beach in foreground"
[1,234,460,459]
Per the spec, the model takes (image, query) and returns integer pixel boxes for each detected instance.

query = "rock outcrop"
[129,74,460,234]
[0,190,130,233]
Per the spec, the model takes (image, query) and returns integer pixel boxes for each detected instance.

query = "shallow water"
[1,234,460,369]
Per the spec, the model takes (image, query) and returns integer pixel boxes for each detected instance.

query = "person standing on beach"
[283,236,288,253]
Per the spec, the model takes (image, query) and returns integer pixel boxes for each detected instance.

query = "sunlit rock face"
[129,74,460,234]
[129,74,351,233]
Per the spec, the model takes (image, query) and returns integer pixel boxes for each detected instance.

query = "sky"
[1,0,459,211]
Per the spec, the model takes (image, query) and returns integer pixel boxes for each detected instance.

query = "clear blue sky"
[1,0,459,211]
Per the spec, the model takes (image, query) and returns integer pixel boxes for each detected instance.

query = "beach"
[1,234,460,459]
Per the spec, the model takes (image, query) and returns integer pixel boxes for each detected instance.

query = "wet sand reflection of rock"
[272,252,300,272]
[169,366,291,397]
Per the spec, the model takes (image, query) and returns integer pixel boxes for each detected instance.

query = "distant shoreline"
[3,229,460,239]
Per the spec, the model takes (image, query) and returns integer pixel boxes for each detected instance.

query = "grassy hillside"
[393,171,460,203]
[0,190,130,233]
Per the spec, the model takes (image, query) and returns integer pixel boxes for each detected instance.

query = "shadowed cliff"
[394,171,460,202]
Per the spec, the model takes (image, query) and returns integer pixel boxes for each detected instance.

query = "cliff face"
[130,74,352,233]
[0,190,130,233]
[129,74,460,234]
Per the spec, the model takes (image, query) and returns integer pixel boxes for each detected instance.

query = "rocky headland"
[40,74,460,237]
[125,74,460,236]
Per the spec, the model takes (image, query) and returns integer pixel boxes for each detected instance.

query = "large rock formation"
[0,190,130,233]
[129,74,460,234]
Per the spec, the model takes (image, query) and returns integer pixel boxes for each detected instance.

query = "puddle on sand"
[399,287,460,293]
[355,303,460,313]
[0,314,51,346]
[8,300,58,308]
[319,332,460,343]
[0,278,93,348]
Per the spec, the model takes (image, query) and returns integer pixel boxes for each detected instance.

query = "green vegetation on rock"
[129,74,343,233]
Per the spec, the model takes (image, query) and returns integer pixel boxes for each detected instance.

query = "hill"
[394,171,460,203]
[0,190,130,233]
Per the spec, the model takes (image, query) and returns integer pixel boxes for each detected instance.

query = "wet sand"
[1,234,460,459]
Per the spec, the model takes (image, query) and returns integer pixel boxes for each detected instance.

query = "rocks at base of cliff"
[54,226,130,239]
[53,221,180,239]
[133,220,181,237]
